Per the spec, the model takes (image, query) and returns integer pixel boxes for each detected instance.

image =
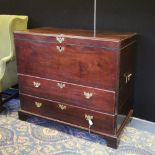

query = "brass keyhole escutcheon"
[85,114,93,134]
[85,114,93,121]
[56,46,65,53]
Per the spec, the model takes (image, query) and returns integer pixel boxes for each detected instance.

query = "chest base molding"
[18,109,133,149]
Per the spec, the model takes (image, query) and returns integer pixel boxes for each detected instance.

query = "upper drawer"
[15,39,118,90]
[18,75,116,114]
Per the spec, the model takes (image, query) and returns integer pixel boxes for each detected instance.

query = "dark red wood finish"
[18,74,115,114]
[14,27,137,149]
[14,27,137,49]
[20,94,116,135]
[16,39,118,90]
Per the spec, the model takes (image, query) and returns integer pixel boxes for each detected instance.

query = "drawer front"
[15,39,118,90]
[18,75,116,114]
[20,94,116,135]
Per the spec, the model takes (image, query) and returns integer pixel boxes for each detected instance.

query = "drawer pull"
[56,34,65,43]
[84,92,93,99]
[35,102,42,108]
[124,73,133,84]
[58,104,67,110]
[57,82,65,89]
[33,82,41,88]
[56,46,65,53]
[85,114,93,134]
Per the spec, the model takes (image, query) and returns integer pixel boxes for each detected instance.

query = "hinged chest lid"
[14,27,137,51]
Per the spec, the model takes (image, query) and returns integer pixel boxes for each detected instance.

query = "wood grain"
[16,39,118,90]
[18,74,116,114]
[20,93,116,135]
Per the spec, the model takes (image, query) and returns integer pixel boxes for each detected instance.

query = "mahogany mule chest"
[14,28,137,148]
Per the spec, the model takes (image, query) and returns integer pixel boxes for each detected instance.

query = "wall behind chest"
[0,0,155,122]
[0,0,94,29]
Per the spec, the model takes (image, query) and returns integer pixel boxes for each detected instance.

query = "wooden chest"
[14,27,137,148]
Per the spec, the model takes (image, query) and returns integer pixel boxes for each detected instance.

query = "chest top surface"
[14,27,136,41]
[14,27,137,50]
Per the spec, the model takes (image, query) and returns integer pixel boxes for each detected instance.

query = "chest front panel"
[16,39,118,90]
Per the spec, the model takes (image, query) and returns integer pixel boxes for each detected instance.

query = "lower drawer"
[20,94,116,135]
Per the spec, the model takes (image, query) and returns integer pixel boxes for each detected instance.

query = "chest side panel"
[116,41,136,130]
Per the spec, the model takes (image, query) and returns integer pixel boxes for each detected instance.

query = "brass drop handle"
[56,46,65,53]
[84,92,93,99]
[56,34,65,43]
[58,104,67,110]
[35,102,42,108]
[57,82,66,89]
[124,73,133,84]
[33,81,41,88]
[85,114,93,133]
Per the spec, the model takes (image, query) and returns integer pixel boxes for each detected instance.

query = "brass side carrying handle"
[57,82,66,89]
[33,81,41,88]
[124,73,133,84]
[56,34,65,43]
[58,104,67,110]
[56,46,65,53]
[84,92,93,99]
[35,102,42,108]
